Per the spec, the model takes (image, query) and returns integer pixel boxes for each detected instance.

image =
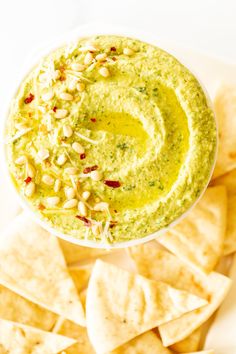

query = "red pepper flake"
[59,75,66,81]
[80,153,86,160]
[24,176,32,184]
[104,180,121,188]
[24,93,34,104]
[112,57,117,61]
[114,209,118,213]
[110,46,116,52]
[76,215,92,227]
[109,220,118,228]
[38,203,45,211]
[53,106,57,112]
[83,165,98,174]
[90,118,96,122]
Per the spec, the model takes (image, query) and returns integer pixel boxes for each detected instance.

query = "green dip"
[5,35,217,244]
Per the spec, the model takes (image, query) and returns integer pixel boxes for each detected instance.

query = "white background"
[0,0,236,98]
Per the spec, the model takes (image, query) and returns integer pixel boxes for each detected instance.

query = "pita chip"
[0,284,57,331]
[110,331,173,354]
[211,168,236,255]
[0,213,85,326]
[86,260,207,354]
[54,318,95,354]
[159,272,231,346]
[69,265,93,294]
[212,85,236,179]
[158,185,227,273]
[170,328,202,353]
[59,238,112,264]
[0,319,76,354]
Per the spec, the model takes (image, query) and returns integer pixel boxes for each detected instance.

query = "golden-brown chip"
[158,186,227,273]
[86,260,207,353]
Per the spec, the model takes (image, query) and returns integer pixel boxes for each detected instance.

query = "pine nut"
[54,109,68,119]
[65,187,76,200]
[98,67,110,78]
[95,53,107,61]
[123,48,134,56]
[63,125,73,138]
[63,199,78,209]
[57,154,67,166]
[42,174,54,186]
[41,91,54,102]
[37,148,49,161]
[77,82,86,92]
[71,63,86,72]
[82,191,90,201]
[84,52,94,65]
[65,167,79,175]
[90,170,103,181]
[72,142,85,154]
[59,92,73,101]
[78,201,87,216]
[79,45,99,53]
[94,202,109,211]
[46,196,60,207]
[54,179,61,193]
[15,156,27,165]
[27,163,36,178]
[68,79,77,91]
[25,181,35,197]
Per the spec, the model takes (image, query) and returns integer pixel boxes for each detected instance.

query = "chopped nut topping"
[57,154,67,166]
[26,163,36,178]
[37,148,49,161]
[46,196,60,207]
[42,174,54,186]
[25,181,35,197]
[63,198,78,209]
[98,67,110,78]
[65,187,76,200]
[94,202,109,211]
[91,170,103,181]
[54,179,61,193]
[78,201,87,216]
[82,191,91,201]
[84,52,94,65]
[95,53,107,61]
[63,125,73,138]
[41,91,54,102]
[71,63,86,72]
[123,47,134,56]
[72,142,85,154]
[59,92,73,101]
[65,167,79,175]
[54,109,68,119]
[15,155,27,165]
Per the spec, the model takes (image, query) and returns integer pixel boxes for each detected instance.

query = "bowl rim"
[0,22,218,249]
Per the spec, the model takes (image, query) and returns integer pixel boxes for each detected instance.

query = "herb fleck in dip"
[5,35,216,243]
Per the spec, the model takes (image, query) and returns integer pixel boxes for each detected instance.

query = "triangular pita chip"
[86,260,207,354]
[211,168,236,255]
[169,328,202,353]
[0,213,85,325]
[0,284,57,331]
[110,331,173,354]
[212,85,236,179]
[53,317,95,354]
[158,186,227,273]
[0,319,76,353]
[59,238,112,264]
[159,272,231,346]
[69,265,92,293]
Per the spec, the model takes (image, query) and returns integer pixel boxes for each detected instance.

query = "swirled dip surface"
[6,35,216,244]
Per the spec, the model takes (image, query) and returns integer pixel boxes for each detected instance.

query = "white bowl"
[1,23,217,249]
